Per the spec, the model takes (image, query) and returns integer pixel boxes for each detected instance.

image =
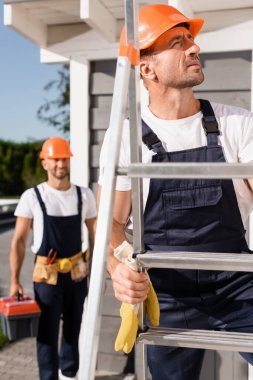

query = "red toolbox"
[0,295,41,341]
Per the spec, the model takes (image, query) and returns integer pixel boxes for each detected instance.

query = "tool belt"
[33,251,88,285]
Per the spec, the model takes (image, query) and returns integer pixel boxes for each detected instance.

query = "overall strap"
[199,99,220,146]
[34,186,47,214]
[76,186,82,215]
[141,119,167,154]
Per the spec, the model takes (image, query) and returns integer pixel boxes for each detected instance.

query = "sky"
[0,4,66,143]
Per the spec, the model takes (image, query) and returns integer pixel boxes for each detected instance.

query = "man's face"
[42,158,70,180]
[140,26,204,89]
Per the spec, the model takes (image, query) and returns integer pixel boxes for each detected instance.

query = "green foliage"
[0,319,9,349]
[37,64,70,134]
[0,140,47,196]
[0,290,9,348]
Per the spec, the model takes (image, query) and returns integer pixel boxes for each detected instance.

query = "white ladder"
[78,1,253,379]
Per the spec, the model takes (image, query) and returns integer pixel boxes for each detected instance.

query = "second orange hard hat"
[39,137,73,159]
[120,4,204,52]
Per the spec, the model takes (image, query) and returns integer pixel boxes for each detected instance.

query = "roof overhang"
[4,0,253,63]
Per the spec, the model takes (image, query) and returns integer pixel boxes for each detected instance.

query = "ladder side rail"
[136,342,149,380]
[125,0,144,256]
[125,2,148,378]
[129,67,144,254]
[79,56,131,380]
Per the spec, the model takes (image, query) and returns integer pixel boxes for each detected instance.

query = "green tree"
[21,144,46,189]
[37,64,70,134]
[0,140,46,196]
[0,142,23,195]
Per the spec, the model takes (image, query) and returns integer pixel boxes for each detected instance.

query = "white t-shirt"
[15,182,97,254]
[98,102,253,227]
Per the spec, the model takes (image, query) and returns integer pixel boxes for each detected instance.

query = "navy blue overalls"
[142,100,253,380]
[33,186,87,380]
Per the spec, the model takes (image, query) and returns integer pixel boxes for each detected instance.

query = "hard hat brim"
[119,5,205,53]
[139,18,204,50]
[39,152,73,159]
[39,137,73,159]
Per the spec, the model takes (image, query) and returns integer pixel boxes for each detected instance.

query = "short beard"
[51,170,69,180]
[191,72,205,88]
[176,72,204,89]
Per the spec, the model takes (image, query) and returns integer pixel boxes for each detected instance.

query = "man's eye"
[171,40,182,48]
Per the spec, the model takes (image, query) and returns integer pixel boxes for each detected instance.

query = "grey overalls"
[33,186,87,380]
[142,100,253,380]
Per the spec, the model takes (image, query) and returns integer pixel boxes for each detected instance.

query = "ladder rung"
[136,251,253,272]
[137,327,253,352]
[117,163,253,178]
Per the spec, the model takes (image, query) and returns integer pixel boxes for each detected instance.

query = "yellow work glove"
[146,281,160,327]
[114,241,160,354]
[114,302,139,353]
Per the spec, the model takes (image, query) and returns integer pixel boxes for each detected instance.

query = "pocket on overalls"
[162,181,223,245]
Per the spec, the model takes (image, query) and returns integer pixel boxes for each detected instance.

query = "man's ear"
[139,59,157,82]
[41,159,47,170]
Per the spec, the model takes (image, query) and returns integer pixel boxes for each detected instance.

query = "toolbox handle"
[16,292,23,302]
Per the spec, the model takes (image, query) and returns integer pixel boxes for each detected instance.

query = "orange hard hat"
[39,137,73,159]
[120,4,204,52]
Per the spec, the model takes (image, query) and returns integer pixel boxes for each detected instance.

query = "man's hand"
[113,241,160,353]
[9,281,23,298]
[111,261,149,304]
[9,217,31,298]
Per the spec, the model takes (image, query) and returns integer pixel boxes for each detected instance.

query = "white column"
[249,364,253,380]
[248,53,253,251]
[69,59,90,187]
[251,51,253,113]
[248,50,253,380]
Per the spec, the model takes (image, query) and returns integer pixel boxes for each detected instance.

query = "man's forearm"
[107,254,122,277]
[10,239,26,283]
[97,186,132,277]
[107,219,128,276]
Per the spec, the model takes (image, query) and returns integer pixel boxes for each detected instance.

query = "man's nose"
[57,159,67,167]
[185,40,200,56]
